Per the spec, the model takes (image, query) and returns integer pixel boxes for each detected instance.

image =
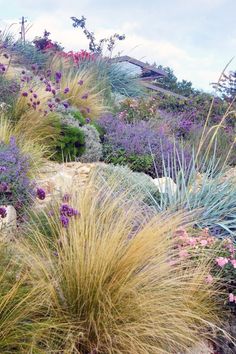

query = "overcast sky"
[1,0,236,91]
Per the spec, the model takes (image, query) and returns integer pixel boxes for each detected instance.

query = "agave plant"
[148,147,236,238]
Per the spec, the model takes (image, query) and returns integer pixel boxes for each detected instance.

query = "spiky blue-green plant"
[146,147,236,238]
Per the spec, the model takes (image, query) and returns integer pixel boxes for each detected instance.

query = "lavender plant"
[98,115,191,177]
[0,137,34,214]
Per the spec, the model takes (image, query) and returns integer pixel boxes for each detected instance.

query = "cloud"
[0,0,235,91]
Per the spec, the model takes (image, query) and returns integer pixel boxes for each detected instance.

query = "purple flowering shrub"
[98,115,191,177]
[0,137,34,214]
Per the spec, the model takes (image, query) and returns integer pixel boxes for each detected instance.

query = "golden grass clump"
[18,173,221,353]
[50,54,108,119]
[0,239,45,353]
[0,114,60,175]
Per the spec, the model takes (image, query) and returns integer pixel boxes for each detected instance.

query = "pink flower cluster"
[229,293,236,303]
[174,227,216,260]
[173,227,236,305]
[61,50,95,64]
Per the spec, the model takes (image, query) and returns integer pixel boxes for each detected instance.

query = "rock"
[152,177,177,195]
[0,205,17,235]
[35,162,105,209]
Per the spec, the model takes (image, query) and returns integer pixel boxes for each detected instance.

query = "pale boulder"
[152,177,177,195]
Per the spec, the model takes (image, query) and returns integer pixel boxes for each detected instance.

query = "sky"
[0,0,236,91]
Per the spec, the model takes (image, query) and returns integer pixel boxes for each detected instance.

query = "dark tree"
[212,71,236,99]
[71,16,125,55]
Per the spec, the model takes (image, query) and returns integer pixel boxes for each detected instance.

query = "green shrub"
[72,110,87,125]
[103,145,155,176]
[53,124,85,161]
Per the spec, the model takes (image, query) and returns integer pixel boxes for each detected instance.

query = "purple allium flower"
[0,207,7,218]
[0,182,8,192]
[0,166,6,173]
[64,87,70,94]
[60,215,69,228]
[55,71,62,81]
[45,85,52,92]
[22,91,28,97]
[78,80,83,85]
[81,93,88,99]
[46,69,52,77]
[52,89,56,95]
[36,188,46,200]
[0,64,6,72]
[66,207,74,217]
[62,193,71,202]
[63,102,69,109]
[60,204,69,216]
[73,209,80,217]
[33,93,38,99]
[85,117,91,124]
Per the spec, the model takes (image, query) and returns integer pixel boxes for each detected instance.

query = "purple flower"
[0,138,34,214]
[81,93,88,99]
[0,166,6,173]
[78,80,83,85]
[60,204,69,216]
[0,182,8,192]
[33,93,38,99]
[22,92,28,97]
[0,207,7,218]
[63,102,69,109]
[55,71,62,81]
[64,87,70,94]
[60,215,69,228]
[85,117,91,124]
[37,188,46,200]
[63,193,71,202]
